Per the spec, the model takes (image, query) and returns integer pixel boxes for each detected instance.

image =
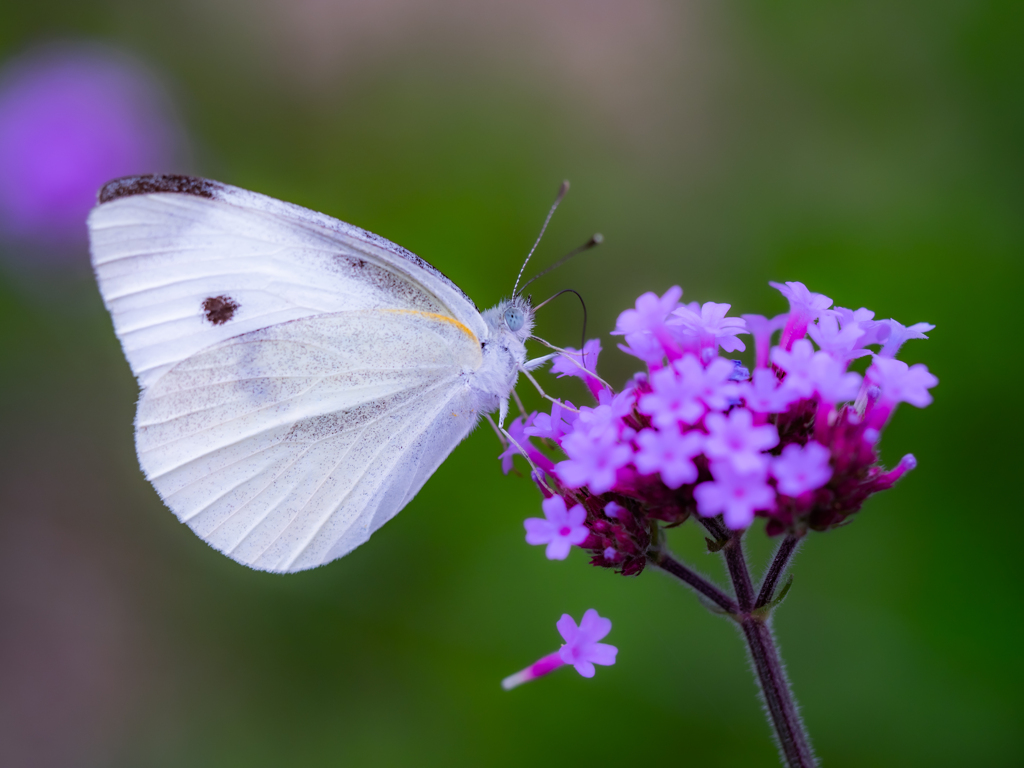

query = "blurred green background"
[1,2,1021,767]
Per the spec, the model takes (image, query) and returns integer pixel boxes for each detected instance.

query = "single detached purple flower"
[0,44,182,250]
[556,609,618,677]
[524,496,589,560]
[694,461,776,530]
[502,609,618,689]
[771,442,833,496]
[704,409,779,473]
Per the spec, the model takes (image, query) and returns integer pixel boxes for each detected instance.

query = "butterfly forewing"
[89,176,485,389]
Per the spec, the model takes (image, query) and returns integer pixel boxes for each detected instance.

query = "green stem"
[725,531,817,768]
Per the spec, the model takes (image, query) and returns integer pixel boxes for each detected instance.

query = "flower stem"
[723,531,756,611]
[756,534,801,609]
[725,533,817,768]
[649,550,739,615]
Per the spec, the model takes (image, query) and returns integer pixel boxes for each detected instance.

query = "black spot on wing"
[202,295,239,325]
[98,174,221,203]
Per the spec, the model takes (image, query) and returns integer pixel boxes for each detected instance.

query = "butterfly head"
[486,295,534,344]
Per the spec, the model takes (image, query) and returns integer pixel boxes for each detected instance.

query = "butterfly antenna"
[533,288,588,366]
[518,233,603,296]
[513,180,570,296]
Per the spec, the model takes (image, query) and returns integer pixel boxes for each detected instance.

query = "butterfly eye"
[504,306,525,332]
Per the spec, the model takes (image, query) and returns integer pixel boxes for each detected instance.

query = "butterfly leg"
[496,396,542,475]
[500,426,541,476]
[498,396,509,429]
[517,367,581,413]
[484,413,509,447]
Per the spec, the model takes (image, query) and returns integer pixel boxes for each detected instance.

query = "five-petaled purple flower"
[634,426,704,488]
[524,496,589,560]
[502,609,618,689]
[695,461,776,529]
[771,442,833,497]
[704,409,779,473]
[556,609,618,677]
[555,425,633,494]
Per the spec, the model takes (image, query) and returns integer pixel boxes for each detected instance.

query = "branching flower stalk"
[500,281,937,768]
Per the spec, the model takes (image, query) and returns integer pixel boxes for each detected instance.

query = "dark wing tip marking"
[98,174,221,204]
[202,295,239,325]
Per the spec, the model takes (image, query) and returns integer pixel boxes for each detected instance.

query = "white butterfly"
[88,174,564,573]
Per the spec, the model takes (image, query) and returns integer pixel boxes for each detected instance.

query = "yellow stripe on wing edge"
[381,309,480,344]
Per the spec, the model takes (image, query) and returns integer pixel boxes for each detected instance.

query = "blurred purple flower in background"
[0,43,184,254]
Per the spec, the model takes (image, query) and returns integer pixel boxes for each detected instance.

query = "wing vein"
[276,381,461,570]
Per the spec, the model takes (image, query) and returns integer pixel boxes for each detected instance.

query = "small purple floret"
[556,609,618,678]
[772,442,833,497]
[634,426,704,489]
[524,496,589,560]
[695,461,776,530]
[502,609,617,689]
[739,369,802,414]
[561,428,630,493]
[704,409,779,473]
[771,281,833,350]
[669,301,748,358]
[551,340,604,397]
[877,319,935,358]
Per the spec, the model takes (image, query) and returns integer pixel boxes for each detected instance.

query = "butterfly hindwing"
[136,309,483,572]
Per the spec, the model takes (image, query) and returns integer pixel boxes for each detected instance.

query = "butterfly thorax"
[469,297,534,413]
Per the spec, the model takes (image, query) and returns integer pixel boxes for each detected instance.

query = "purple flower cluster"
[509,281,937,573]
